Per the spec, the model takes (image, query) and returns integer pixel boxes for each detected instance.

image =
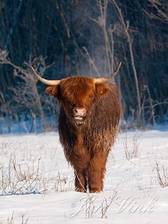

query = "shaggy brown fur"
[46,76,121,193]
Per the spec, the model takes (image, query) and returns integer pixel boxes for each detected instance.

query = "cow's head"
[30,67,109,127]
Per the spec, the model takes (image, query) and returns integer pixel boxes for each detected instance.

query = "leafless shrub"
[0,141,72,194]
[155,162,168,188]
[124,133,139,160]
[0,157,43,195]
[54,171,73,192]
[7,213,14,224]
[6,213,29,224]
[0,158,73,195]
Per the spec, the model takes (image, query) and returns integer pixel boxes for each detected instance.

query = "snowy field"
[0,129,168,224]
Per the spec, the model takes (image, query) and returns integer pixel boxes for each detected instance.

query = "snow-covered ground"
[0,130,168,223]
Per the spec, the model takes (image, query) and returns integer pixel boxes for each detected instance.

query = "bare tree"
[0,49,53,132]
[110,0,142,126]
[90,0,122,78]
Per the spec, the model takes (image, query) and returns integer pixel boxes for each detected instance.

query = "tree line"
[0,0,167,132]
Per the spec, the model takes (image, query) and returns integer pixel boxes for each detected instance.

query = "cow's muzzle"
[73,107,86,126]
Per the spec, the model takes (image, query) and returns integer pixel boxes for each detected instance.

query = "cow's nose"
[73,108,86,117]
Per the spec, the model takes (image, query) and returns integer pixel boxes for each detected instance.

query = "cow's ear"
[95,83,109,96]
[45,85,59,97]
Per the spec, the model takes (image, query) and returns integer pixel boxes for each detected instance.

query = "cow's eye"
[71,103,76,108]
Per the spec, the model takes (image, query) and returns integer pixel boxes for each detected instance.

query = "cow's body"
[33,72,121,192]
[54,77,121,192]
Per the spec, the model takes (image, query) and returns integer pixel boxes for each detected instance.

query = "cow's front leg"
[74,168,87,192]
[69,146,90,193]
[88,151,109,193]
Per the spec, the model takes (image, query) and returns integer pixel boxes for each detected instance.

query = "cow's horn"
[35,75,60,86]
[94,78,107,83]
[28,65,60,85]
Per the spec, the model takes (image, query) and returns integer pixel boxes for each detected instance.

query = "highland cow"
[32,68,121,193]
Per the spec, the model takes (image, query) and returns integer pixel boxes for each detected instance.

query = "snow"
[0,130,168,223]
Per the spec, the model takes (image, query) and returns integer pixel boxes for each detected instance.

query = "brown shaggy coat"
[46,76,121,192]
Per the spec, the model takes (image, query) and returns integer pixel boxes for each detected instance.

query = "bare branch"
[113,62,122,77]
[110,0,141,125]
[82,47,101,76]
[148,0,168,22]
